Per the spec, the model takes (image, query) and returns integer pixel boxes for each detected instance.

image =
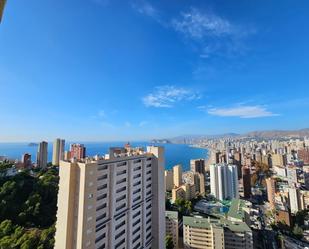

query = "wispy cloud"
[171,8,254,57]
[131,0,158,19]
[171,8,236,39]
[143,85,200,108]
[206,105,278,118]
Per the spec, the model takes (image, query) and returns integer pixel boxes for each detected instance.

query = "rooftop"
[228,199,248,221]
[165,211,178,220]
[183,216,251,233]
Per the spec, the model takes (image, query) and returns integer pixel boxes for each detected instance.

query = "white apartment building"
[210,164,239,201]
[54,145,165,249]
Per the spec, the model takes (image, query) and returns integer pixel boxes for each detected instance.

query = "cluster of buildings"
[199,136,309,239]
[2,139,87,170]
[165,160,206,203]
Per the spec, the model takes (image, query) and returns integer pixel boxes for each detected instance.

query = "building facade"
[70,143,86,160]
[37,141,48,168]
[52,138,65,166]
[173,164,182,188]
[54,146,165,249]
[210,164,239,201]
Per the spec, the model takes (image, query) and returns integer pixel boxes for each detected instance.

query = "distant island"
[28,142,38,147]
[150,139,171,144]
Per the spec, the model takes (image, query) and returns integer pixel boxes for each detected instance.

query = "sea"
[0,142,208,171]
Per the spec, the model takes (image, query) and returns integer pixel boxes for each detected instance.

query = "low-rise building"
[183,216,253,249]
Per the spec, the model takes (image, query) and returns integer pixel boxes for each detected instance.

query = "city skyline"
[1,0,309,142]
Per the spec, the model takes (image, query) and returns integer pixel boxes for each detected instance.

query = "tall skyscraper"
[190,159,205,175]
[55,145,165,249]
[173,164,182,188]
[52,138,65,166]
[70,143,86,160]
[210,164,239,201]
[37,141,48,168]
[242,167,251,199]
[165,170,174,191]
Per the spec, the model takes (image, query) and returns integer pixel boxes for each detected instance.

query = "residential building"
[37,141,48,168]
[70,143,86,160]
[190,159,205,175]
[275,210,293,228]
[266,178,276,209]
[288,188,301,214]
[52,138,65,166]
[173,164,182,188]
[194,173,205,195]
[299,148,309,165]
[54,146,165,249]
[242,167,251,199]
[21,153,31,168]
[210,164,239,201]
[272,153,287,167]
[183,216,253,249]
[165,170,174,191]
[171,183,195,202]
[165,211,179,249]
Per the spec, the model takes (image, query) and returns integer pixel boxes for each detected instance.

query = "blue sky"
[0,0,309,142]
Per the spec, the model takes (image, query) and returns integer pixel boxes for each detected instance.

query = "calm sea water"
[0,142,208,171]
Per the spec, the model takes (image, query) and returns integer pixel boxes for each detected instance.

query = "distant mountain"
[157,128,309,144]
[243,128,309,139]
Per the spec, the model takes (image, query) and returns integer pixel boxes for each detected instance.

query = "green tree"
[165,235,174,249]
[293,224,303,240]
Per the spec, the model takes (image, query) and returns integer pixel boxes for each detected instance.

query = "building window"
[116,203,126,212]
[97,193,107,201]
[98,165,108,171]
[133,173,141,179]
[117,162,127,167]
[96,203,107,211]
[116,195,126,202]
[115,238,125,249]
[115,220,126,230]
[116,178,126,184]
[117,170,126,176]
[115,229,126,240]
[133,166,141,171]
[97,184,107,191]
[133,181,141,187]
[98,174,108,181]
[116,186,126,193]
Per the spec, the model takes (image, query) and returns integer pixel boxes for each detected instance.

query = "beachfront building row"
[55,145,165,249]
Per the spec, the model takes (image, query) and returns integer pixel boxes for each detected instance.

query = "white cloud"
[172,8,236,39]
[207,105,278,118]
[143,85,200,108]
